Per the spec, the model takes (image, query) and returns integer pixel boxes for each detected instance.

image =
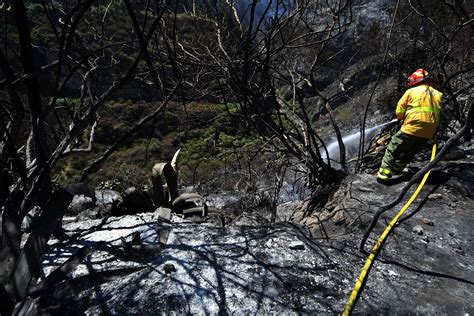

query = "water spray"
[322,119,399,164]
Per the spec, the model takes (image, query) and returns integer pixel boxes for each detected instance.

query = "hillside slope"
[37,155,473,314]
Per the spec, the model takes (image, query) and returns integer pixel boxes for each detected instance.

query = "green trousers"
[380,130,429,173]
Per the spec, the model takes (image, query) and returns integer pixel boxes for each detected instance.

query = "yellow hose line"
[343,143,437,315]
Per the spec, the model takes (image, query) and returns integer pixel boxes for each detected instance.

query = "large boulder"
[94,190,124,217]
[67,195,95,215]
[65,182,97,215]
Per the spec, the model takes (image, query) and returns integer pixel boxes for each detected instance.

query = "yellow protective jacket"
[396,84,443,139]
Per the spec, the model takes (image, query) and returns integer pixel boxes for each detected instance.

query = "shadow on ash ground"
[41,163,474,314]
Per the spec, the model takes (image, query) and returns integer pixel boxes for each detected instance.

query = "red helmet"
[408,68,429,86]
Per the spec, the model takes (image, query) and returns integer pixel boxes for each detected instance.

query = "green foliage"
[96,179,122,191]
[87,139,159,190]
[51,98,260,191]
[173,12,216,47]
[175,103,257,166]
[26,3,58,49]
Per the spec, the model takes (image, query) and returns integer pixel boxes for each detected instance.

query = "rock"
[289,207,306,223]
[357,186,374,193]
[76,209,100,220]
[64,182,96,201]
[205,193,241,210]
[163,263,176,274]
[232,213,262,226]
[422,218,434,226]
[288,241,305,250]
[454,246,465,255]
[121,237,162,257]
[95,189,122,205]
[302,216,319,228]
[95,190,124,217]
[275,201,300,222]
[333,210,346,226]
[67,195,95,215]
[428,193,443,201]
[412,225,424,235]
[442,148,466,161]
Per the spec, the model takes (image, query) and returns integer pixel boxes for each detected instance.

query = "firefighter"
[377,69,443,181]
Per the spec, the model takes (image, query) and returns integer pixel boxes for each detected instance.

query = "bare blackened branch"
[62,120,98,155]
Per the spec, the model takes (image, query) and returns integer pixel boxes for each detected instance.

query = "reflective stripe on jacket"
[396,84,443,139]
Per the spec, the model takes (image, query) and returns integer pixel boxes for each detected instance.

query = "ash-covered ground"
[37,153,474,314]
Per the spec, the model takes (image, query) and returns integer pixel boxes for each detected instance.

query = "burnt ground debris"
[34,159,474,314]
